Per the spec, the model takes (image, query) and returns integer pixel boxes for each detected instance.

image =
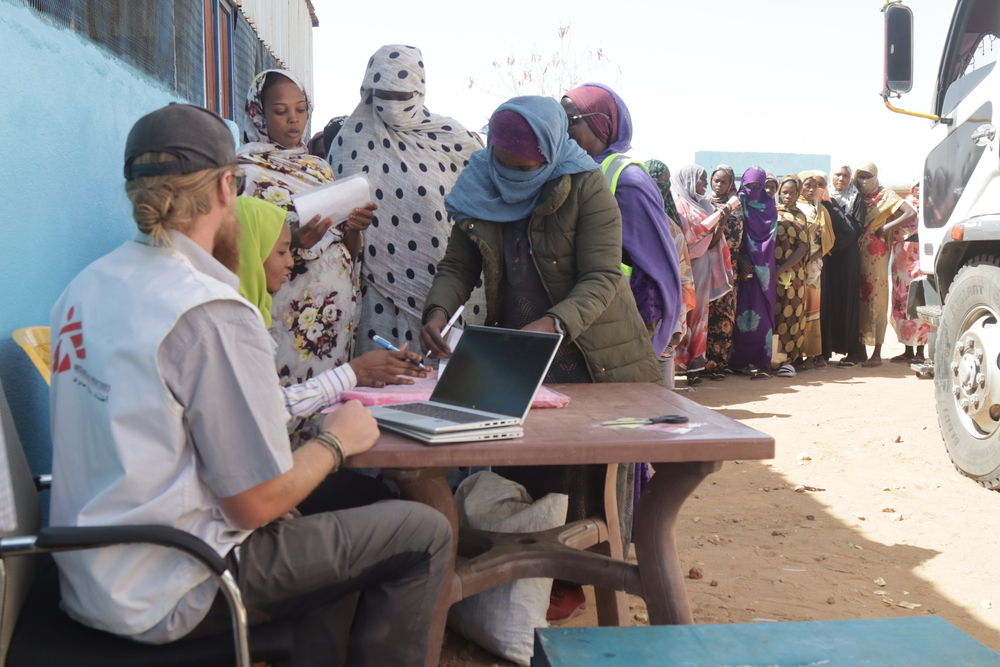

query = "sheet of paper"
[291,174,371,241]
[437,327,464,377]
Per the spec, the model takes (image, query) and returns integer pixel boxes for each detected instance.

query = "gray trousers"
[192,499,452,666]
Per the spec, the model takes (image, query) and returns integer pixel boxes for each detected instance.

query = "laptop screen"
[430,325,562,418]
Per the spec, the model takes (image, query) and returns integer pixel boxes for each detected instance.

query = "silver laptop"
[370,325,562,436]
[377,422,524,445]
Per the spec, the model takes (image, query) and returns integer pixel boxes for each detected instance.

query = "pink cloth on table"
[325,375,571,411]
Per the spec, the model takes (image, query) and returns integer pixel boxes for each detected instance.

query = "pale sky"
[310,1,955,186]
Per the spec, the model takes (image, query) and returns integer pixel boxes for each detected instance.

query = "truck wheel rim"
[951,306,1000,437]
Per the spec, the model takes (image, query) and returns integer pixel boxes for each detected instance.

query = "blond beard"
[212,208,241,273]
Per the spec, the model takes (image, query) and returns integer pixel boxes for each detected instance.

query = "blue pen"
[371,335,430,371]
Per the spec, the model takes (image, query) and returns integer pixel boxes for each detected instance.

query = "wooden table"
[349,383,774,667]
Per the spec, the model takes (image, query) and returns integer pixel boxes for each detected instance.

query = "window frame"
[203,0,236,118]
[934,0,1000,117]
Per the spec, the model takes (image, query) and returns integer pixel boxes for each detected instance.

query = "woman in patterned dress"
[796,171,836,369]
[729,167,778,379]
[890,182,930,362]
[705,164,745,377]
[773,176,810,376]
[327,45,486,356]
[853,162,917,367]
[238,69,375,445]
[671,165,734,382]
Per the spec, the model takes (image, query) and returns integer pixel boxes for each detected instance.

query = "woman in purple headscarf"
[561,83,684,362]
[729,166,778,379]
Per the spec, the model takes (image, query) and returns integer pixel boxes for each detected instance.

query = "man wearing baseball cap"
[48,103,451,666]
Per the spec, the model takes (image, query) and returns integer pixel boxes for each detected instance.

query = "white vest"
[49,239,254,636]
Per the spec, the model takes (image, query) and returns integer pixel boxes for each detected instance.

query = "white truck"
[884,1,1000,487]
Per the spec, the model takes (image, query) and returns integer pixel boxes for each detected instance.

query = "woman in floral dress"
[890,183,930,362]
[238,69,373,444]
[706,164,744,376]
[671,165,733,382]
[853,162,917,367]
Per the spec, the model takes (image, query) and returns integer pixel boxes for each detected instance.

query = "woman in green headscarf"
[236,196,291,327]
[235,196,425,415]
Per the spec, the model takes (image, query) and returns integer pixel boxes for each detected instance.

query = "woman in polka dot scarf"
[328,44,486,356]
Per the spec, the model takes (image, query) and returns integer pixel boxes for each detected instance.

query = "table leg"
[594,463,629,626]
[634,461,721,625]
[382,467,458,667]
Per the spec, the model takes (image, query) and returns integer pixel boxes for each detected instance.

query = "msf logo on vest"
[54,306,86,374]
[54,306,110,402]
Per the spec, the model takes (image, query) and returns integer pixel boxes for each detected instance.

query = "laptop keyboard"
[387,403,494,424]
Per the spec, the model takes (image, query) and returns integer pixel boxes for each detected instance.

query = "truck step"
[917,304,942,325]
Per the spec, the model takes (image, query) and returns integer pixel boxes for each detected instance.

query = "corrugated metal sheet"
[233,9,280,132]
[9,0,314,116]
[236,0,314,99]
[16,0,204,102]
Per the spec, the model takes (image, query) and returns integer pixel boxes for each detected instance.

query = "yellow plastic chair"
[12,327,51,386]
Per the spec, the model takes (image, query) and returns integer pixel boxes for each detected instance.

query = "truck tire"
[935,256,1000,488]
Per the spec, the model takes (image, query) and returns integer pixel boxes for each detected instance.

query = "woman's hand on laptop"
[320,400,379,457]
[420,308,452,358]
[350,348,427,388]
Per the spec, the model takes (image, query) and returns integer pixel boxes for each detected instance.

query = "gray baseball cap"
[123,103,237,180]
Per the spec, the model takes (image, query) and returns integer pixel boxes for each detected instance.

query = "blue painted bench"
[532,616,1000,666]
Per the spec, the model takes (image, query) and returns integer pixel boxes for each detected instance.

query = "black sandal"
[686,373,703,386]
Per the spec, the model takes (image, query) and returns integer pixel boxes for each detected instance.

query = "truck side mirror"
[884,3,914,94]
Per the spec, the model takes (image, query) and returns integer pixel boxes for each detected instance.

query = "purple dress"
[587,85,683,356]
[566,83,684,548]
[729,167,777,372]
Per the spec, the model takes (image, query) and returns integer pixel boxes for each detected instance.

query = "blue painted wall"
[695,151,832,182]
[0,4,191,476]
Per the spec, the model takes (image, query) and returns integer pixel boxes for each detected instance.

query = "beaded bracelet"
[314,430,346,471]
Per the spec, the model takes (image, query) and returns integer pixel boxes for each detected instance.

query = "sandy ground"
[440,339,1000,665]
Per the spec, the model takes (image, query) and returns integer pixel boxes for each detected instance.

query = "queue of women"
[662,162,925,382]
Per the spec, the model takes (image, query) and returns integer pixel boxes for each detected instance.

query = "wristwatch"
[549,315,566,336]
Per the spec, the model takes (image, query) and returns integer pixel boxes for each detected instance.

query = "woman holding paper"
[238,68,376,445]
[671,165,735,384]
[327,45,486,357]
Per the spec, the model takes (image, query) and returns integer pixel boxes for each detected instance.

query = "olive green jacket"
[424,169,661,384]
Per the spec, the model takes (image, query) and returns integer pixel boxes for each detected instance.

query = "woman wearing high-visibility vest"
[561,84,684,381]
